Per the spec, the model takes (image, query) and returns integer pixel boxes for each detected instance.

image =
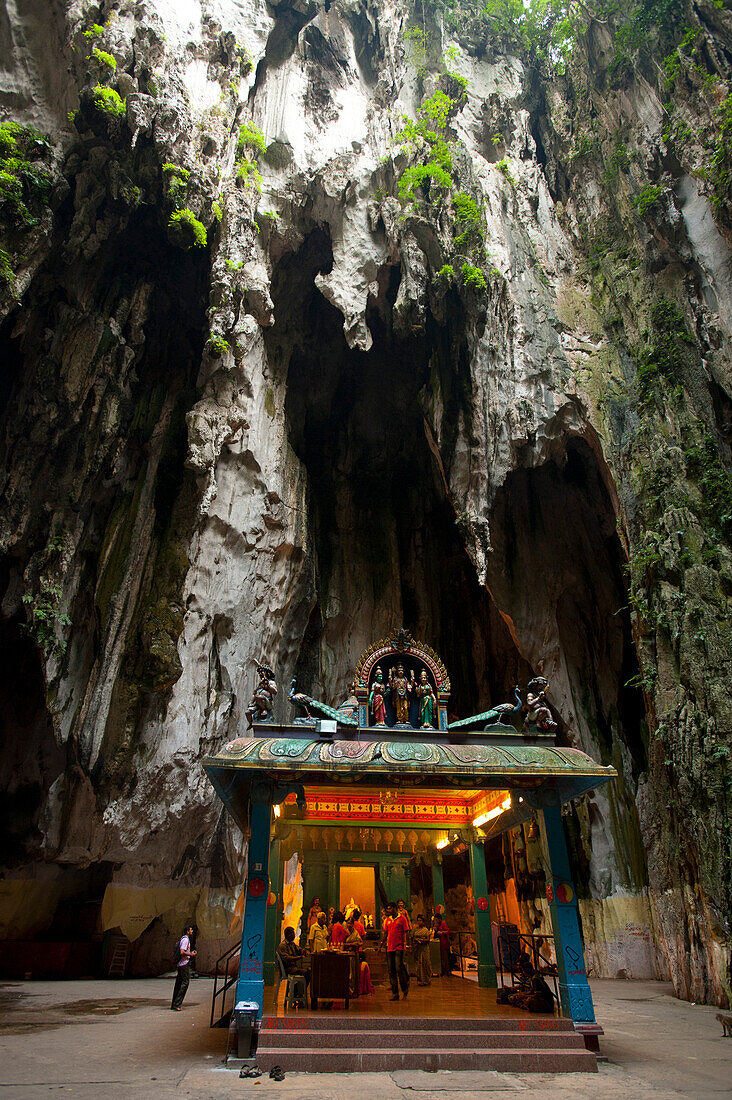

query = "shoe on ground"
[390,994,400,1001]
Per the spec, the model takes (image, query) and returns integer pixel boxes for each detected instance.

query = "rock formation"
[0,0,729,1004]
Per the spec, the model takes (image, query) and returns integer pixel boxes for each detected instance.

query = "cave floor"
[0,976,729,1099]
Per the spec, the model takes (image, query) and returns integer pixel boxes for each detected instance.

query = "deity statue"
[389,662,414,725]
[526,676,557,733]
[415,669,437,729]
[369,667,387,726]
[245,663,278,728]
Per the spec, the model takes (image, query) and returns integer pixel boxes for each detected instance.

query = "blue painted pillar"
[263,837,281,986]
[236,782,272,1017]
[468,841,497,987]
[542,804,596,1023]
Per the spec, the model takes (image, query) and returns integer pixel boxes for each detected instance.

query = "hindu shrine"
[205,628,616,1055]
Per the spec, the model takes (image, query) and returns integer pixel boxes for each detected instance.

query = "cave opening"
[486,438,647,772]
[0,578,64,865]
[266,229,530,715]
[0,200,211,878]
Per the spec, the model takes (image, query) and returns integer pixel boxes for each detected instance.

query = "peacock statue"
[288,678,358,727]
[447,686,524,733]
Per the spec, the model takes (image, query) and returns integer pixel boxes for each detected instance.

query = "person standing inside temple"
[381,902,410,1001]
[307,896,321,930]
[397,899,412,929]
[412,914,432,986]
[352,908,366,937]
[307,911,329,954]
[330,910,348,947]
[171,923,196,1010]
[433,911,451,976]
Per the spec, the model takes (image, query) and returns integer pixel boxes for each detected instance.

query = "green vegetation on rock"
[168,208,207,249]
[0,122,53,245]
[162,163,190,209]
[22,583,70,657]
[633,184,665,217]
[91,47,116,71]
[635,298,694,403]
[235,119,266,192]
[461,262,487,291]
[91,84,126,118]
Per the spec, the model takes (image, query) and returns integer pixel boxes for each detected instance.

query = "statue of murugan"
[389,662,414,724]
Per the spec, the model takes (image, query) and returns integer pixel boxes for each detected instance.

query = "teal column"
[263,837,281,986]
[432,858,445,915]
[328,859,338,914]
[542,805,596,1023]
[236,782,272,1017]
[468,841,497,987]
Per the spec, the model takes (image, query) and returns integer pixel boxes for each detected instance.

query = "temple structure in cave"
[205,628,616,1053]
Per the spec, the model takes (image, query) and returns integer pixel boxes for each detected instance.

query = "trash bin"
[234,1000,260,1058]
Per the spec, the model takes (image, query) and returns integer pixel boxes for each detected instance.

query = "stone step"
[261,1014,574,1033]
[259,1028,586,1050]
[254,1046,598,1073]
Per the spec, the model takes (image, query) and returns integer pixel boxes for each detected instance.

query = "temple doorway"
[339,866,375,924]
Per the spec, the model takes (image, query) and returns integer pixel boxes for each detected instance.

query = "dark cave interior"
[268,228,533,717]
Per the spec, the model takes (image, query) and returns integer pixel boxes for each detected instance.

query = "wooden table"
[310,951,350,1009]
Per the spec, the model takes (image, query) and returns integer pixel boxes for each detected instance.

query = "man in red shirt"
[381,902,410,1000]
[352,908,366,937]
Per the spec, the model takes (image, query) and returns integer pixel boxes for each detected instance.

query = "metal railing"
[450,931,478,978]
[495,923,559,1003]
[210,941,240,1028]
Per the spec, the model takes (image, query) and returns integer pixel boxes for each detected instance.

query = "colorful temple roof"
[203,735,616,831]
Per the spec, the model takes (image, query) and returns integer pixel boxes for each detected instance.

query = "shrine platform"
[265,972,549,1020]
[257,981,592,1072]
[253,975,597,1073]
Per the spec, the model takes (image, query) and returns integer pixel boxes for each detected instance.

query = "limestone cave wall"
[0,0,730,1003]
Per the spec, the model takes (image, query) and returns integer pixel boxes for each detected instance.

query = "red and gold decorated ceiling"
[280,785,510,826]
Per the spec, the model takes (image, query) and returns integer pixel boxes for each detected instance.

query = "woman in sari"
[412,914,432,986]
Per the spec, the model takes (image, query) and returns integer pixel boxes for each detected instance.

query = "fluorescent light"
[473,796,512,828]
[273,804,281,818]
[436,838,450,849]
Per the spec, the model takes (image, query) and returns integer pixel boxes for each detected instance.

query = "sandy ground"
[0,977,730,1099]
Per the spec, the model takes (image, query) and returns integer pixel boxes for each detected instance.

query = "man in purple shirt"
[171,923,196,1010]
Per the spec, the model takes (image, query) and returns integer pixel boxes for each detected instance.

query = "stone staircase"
[255,1015,597,1073]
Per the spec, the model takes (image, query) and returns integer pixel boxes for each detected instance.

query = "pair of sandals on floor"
[240,1065,284,1081]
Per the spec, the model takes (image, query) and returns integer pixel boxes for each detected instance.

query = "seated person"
[277,926,310,994]
[307,911,329,954]
[507,959,554,1013]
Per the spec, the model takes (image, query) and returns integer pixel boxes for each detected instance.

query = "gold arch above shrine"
[353,628,451,730]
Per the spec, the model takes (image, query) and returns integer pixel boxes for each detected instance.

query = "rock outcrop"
[0,0,729,1003]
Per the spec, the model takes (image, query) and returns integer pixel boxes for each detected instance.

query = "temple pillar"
[236,782,272,1016]
[262,836,281,986]
[468,841,497,987]
[542,805,596,1023]
[431,857,445,914]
